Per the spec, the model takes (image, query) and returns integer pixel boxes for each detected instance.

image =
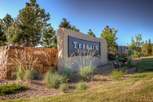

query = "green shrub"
[31,69,42,80]
[76,82,88,91]
[117,55,128,63]
[16,66,42,81]
[127,59,132,67]
[111,70,124,80]
[61,68,73,82]
[44,70,65,89]
[79,66,95,81]
[0,84,28,96]
[16,66,25,80]
[135,58,153,72]
[60,83,69,93]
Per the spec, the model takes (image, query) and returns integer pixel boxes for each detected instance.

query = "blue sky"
[0,0,153,45]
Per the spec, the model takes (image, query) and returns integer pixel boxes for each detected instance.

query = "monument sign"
[68,36,101,56]
[57,28,108,71]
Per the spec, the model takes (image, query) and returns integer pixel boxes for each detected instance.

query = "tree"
[16,0,50,47]
[152,44,153,55]
[0,14,14,45]
[129,34,143,58]
[59,18,80,32]
[71,26,80,32]
[59,18,71,29]
[142,40,149,56]
[148,39,152,56]
[0,20,5,45]
[42,25,57,48]
[6,22,22,45]
[101,26,117,55]
[0,23,5,45]
[87,29,96,37]
[2,14,14,31]
[142,39,152,56]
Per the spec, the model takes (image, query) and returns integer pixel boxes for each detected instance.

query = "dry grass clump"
[76,82,88,91]
[79,66,95,81]
[44,70,65,89]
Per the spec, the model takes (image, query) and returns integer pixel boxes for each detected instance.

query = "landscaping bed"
[1,57,153,102]
[0,80,61,100]
[0,80,104,100]
[1,72,153,102]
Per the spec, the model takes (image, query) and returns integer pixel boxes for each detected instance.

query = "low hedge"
[0,83,28,96]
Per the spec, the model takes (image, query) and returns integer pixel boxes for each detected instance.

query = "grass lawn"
[2,72,153,102]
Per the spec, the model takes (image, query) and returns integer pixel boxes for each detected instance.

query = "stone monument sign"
[57,28,108,71]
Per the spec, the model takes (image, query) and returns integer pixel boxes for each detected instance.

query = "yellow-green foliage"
[79,66,95,81]
[76,82,88,91]
[60,83,69,93]
[24,69,33,81]
[16,67,39,81]
[111,70,124,80]
[44,70,65,89]
[16,66,25,80]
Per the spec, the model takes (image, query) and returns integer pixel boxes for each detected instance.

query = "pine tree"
[0,20,5,45]
[59,18,80,32]
[2,14,14,31]
[88,29,96,37]
[71,26,80,32]
[59,18,71,29]
[6,22,22,45]
[42,25,57,48]
[0,14,14,46]
[16,0,50,46]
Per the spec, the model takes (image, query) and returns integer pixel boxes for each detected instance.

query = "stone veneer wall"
[57,28,108,71]
[0,46,58,79]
